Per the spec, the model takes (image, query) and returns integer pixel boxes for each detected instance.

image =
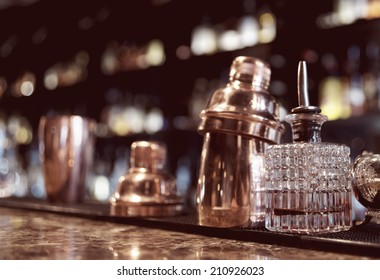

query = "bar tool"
[196,56,284,228]
[110,141,184,217]
[353,151,380,224]
[38,115,96,203]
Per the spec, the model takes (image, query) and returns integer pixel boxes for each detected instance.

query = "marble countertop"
[0,206,376,260]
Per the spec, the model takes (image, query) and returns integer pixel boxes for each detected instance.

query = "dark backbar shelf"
[0,197,379,258]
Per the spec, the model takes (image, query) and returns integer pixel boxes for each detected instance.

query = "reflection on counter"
[0,207,372,260]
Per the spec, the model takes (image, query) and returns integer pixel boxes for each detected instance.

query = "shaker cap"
[230,56,271,89]
[130,141,166,170]
[198,56,284,144]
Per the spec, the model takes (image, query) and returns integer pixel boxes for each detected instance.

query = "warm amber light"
[11,72,36,97]
[259,12,276,43]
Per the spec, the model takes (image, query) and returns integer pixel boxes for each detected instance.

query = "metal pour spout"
[292,61,320,114]
[298,61,310,107]
[285,61,327,143]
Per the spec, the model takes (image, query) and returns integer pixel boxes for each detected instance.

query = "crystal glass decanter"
[265,61,352,234]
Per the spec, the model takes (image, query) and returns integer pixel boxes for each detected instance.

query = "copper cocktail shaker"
[196,56,284,227]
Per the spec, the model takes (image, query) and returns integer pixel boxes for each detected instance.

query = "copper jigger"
[38,115,96,203]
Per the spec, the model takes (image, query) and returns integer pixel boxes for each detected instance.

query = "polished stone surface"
[0,207,374,260]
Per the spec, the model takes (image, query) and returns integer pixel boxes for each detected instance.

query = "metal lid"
[198,56,284,144]
[130,141,166,170]
[230,56,271,89]
[110,140,184,217]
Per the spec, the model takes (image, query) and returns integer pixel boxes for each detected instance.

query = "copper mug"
[38,115,96,203]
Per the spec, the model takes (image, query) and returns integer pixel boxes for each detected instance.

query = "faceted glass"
[265,142,352,234]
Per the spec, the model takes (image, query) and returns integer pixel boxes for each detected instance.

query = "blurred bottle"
[319,53,351,120]
[26,145,46,199]
[238,0,259,48]
[257,6,277,44]
[191,17,218,56]
[366,0,380,19]
[335,0,360,25]
[0,120,16,197]
[346,45,366,116]
[363,42,380,112]
[0,116,28,198]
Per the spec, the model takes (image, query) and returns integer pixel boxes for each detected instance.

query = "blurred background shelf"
[1,0,380,207]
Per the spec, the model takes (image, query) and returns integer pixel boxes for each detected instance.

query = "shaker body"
[197,132,268,227]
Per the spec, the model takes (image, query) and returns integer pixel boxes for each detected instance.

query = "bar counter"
[0,206,376,260]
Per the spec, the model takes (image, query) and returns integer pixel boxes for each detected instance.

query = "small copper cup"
[38,115,96,203]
